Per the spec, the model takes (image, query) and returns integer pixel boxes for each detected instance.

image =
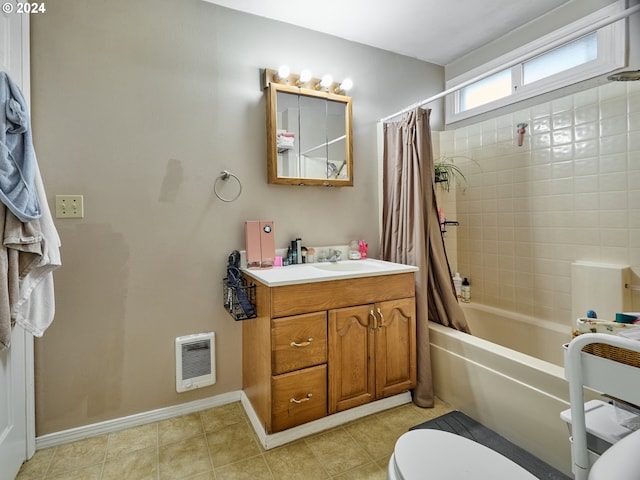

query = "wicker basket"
[572,320,640,368]
[581,341,640,368]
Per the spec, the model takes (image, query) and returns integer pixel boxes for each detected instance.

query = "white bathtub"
[429,303,574,476]
[459,303,572,366]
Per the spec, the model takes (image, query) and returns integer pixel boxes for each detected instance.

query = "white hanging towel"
[0,164,61,348]
[11,165,61,337]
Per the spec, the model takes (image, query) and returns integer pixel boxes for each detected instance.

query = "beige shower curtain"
[381,108,469,408]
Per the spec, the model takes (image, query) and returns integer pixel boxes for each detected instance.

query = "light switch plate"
[55,195,84,218]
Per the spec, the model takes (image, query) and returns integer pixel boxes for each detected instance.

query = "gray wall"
[30,0,443,434]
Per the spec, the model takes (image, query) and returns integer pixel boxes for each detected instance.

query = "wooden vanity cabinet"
[242,272,416,434]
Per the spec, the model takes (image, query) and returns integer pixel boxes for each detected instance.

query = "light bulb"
[320,74,333,89]
[277,65,290,80]
[299,69,312,83]
[339,78,353,92]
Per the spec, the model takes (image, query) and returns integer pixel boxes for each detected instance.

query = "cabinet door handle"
[290,338,313,347]
[376,308,384,330]
[369,310,377,331]
[289,393,312,404]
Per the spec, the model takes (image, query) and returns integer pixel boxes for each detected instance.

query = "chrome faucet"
[326,250,341,262]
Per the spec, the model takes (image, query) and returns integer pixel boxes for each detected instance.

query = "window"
[446,2,626,124]
[460,69,511,111]
[522,32,597,85]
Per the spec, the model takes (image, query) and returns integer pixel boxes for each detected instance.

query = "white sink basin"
[242,258,418,286]
[313,262,376,272]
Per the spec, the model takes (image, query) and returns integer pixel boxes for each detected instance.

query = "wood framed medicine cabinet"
[264,69,353,187]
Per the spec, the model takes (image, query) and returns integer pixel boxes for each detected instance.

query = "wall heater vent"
[175,332,215,393]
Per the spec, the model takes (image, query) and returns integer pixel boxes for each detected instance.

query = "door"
[328,305,375,414]
[0,329,29,479]
[374,298,417,399]
[0,5,34,479]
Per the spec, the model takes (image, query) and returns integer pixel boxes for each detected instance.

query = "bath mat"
[410,411,570,480]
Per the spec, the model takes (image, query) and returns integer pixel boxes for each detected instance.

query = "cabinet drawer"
[271,364,327,432]
[271,312,327,375]
[271,273,415,317]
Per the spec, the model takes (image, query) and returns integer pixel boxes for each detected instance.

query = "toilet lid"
[393,430,538,480]
[589,428,640,480]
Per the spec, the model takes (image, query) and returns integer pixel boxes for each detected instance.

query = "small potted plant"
[434,156,474,192]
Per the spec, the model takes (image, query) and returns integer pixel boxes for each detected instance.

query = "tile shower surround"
[15,399,453,479]
[439,80,640,325]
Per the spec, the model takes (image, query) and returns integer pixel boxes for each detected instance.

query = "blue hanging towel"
[0,71,41,222]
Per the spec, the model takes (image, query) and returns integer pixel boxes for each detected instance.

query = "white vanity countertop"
[241,258,418,287]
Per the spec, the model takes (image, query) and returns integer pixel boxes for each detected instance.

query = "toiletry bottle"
[453,272,462,300]
[290,240,298,264]
[461,277,471,303]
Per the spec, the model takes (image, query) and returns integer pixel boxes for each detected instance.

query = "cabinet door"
[328,305,375,414]
[374,298,416,399]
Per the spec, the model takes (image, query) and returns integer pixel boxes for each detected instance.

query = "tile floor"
[16,398,452,480]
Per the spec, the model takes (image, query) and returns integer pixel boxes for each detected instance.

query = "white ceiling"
[204,0,572,65]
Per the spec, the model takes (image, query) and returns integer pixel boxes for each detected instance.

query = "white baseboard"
[36,390,243,450]
[241,391,412,450]
[36,390,412,451]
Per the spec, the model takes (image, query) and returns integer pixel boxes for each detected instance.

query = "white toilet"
[587,428,640,480]
[388,429,538,479]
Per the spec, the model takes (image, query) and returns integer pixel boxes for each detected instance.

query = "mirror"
[266,78,353,186]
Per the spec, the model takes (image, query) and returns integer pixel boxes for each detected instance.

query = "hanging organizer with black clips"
[223,250,257,321]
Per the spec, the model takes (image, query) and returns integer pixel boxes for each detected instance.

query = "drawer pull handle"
[290,393,312,404]
[376,308,384,330]
[369,310,377,331]
[290,338,313,347]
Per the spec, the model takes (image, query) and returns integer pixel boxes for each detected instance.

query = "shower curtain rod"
[300,135,346,155]
[380,3,640,123]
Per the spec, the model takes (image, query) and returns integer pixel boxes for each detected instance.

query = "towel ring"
[214,170,242,202]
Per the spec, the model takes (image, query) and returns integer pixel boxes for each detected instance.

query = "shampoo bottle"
[453,272,462,300]
[461,277,471,303]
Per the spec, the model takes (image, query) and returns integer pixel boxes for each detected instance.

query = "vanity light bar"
[262,67,353,95]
